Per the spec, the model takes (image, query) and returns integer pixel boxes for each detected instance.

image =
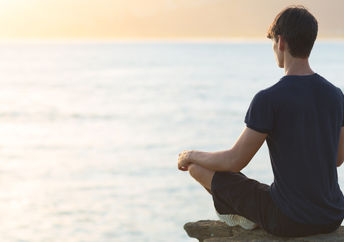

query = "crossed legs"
[188,163,215,195]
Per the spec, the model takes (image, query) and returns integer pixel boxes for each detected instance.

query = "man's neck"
[284,56,314,76]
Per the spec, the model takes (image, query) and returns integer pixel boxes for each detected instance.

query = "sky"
[0,0,343,39]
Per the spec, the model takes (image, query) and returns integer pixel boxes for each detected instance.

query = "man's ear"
[277,35,285,52]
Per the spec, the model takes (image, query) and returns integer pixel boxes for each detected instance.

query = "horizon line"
[0,36,343,44]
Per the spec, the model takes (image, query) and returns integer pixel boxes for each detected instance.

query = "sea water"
[0,40,343,241]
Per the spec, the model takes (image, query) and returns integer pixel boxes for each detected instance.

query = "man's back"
[245,73,344,224]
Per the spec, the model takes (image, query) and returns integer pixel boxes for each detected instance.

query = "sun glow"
[0,0,343,39]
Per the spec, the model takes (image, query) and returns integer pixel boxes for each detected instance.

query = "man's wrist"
[188,150,195,163]
[190,150,202,165]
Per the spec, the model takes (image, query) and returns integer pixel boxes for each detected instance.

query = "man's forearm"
[191,149,239,172]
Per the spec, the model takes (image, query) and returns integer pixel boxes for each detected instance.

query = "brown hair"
[267,5,318,58]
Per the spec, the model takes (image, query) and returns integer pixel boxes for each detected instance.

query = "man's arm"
[191,127,268,172]
[337,127,344,167]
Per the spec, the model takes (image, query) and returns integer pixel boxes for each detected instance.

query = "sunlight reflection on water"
[0,41,343,241]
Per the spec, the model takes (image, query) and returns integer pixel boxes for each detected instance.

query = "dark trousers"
[210,171,343,237]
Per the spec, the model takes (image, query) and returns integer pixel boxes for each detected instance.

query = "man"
[177,5,344,237]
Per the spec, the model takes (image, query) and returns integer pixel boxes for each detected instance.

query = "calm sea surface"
[0,40,343,241]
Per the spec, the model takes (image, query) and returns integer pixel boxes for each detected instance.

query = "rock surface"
[184,220,344,242]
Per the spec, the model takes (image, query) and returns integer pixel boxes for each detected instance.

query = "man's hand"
[178,150,194,171]
[177,127,267,172]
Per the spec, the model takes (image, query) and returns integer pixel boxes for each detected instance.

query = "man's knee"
[188,164,214,193]
[188,163,202,178]
[188,164,204,178]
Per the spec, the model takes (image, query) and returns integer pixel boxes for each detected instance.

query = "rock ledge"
[184,220,344,241]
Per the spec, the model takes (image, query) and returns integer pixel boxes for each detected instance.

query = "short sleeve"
[244,90,274,134]
[340,89,344,127]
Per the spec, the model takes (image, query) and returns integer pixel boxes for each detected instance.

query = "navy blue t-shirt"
[245,73,344,225]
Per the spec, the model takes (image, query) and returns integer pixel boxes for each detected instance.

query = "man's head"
[267,6,318,67]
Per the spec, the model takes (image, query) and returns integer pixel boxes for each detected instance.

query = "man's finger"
[181,166,187,171]
[178,165,187,171]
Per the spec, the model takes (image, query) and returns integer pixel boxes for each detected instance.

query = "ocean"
[0,40,343,241]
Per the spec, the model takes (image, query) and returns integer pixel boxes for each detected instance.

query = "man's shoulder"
[312,73,343,99]
[315,73,340,88]
[254,80,284,100]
